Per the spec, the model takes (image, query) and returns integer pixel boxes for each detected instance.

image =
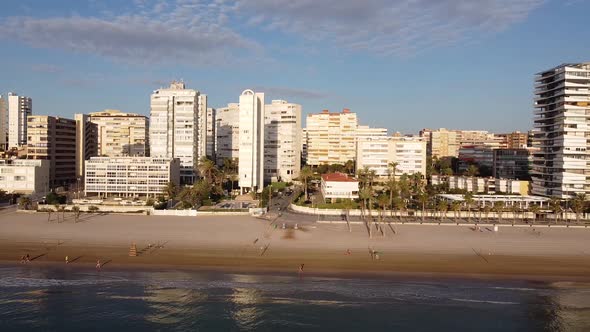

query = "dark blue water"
[1,265,590,331]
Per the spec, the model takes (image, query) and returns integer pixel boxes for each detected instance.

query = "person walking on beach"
[20,255,26,264]
[298,264,304,279]
[65,256,69,264]
[96,260,101,270]
[25,254,30,263]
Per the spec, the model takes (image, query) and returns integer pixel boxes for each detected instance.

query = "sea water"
[1,265,589,331]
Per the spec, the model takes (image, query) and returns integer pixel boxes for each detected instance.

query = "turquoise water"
[1,265,589,331]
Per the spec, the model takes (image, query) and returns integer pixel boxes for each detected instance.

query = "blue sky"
[0,0,588,134]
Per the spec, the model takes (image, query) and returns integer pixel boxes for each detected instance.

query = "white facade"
[305,109,358,165]
[0,159,49,196]
[321,173,359,201]
[8,93,32,148]
[0,96,7,150]
[264,100,302,183]
[206,107,216,159]
[84,157,180,197]
[388,136,427,176]
[532,62,590,198]
[356,136,390,177]
[149,82,199,184]
[197,94,208,161]
[432,175,529,195]
[215,103,240,166]
[356,125,388,139]
[238,90,265,193]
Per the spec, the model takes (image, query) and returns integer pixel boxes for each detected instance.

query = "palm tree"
[163,181,178,200]
[528,204,540,223]
[223,158,238,194]
[417,191,429,222]
[450,201,461,223]
[72,206,81,223]
[549,198,562,224]
[493,201,505,224]
[388,162,399,180]
[571,193,586,224]
[300,166,313,200]
[437,200,448,222]
[394,197,405,221]
[54,204,61,222]
[18,196,32,210]
[342,198,354,232]
[198,156,217,183]
[377,193,389,235]
[386,177,398,219]
[465,164,479,177]
[464,192,475,223]
[344,160,355,175]
[509,204,520,225]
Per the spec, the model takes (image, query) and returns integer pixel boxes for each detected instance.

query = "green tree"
[464,192,475,223]
[163,181,178,200]
[549,198,562,224]
[493,201,505,224]
[571,193,586,223]
[18,196,32,210]
[528,204,540,223]
[344,160,355,175]
[198,157,217,181]
[417,191,430,222]
[465,164,479,177]
[71,206,81,223]
[377,193,389,235]
[437,200,448,222]
[299,166,313,200]
[450,201,461,222]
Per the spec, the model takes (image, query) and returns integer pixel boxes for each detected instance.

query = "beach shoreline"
[2,212,590,282]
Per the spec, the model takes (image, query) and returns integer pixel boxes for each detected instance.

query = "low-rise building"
[0,159,49,196]
[84,157,180,198]
[321,172,359,201]
[432,175,529,195]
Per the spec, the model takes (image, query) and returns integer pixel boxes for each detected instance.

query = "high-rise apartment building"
[88,110,149,157]
[8,93,32,148]
[356,136,390,177]
[238,90,265,193]
[493,148,534,180]
[74,114,99,183]
[149,81,200,184]
[215,103,240,166]
[196,94,210,161]
[532,62,590,198]
[0,95,7,150]
[206,108,216,160]
[264,100,302,183]
[305,109,358,166]
[26,115,77,187]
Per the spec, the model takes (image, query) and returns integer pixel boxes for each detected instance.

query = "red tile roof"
[321,172,358,182]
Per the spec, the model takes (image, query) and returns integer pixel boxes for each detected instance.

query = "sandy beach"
[2,210,590,281]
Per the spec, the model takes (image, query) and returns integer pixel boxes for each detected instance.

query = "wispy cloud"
[0,0,545,64]
[0,1,259,65]
[30,64,63,74]
[235,0,544,55]
[254,86,330,100]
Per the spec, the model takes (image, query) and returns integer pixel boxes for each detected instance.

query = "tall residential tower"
[532,62,590,198]
[238,90,265,193]
[8,93,32,148]
[149,82,199,184]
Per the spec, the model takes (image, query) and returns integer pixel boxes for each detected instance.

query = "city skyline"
[1,1,589,133]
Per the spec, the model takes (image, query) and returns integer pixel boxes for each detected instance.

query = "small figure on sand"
[253,238,259,245]
[96,260,101,270]
[345,249,352,256]
[298,264,304,278]
[20,255,26,264]
[25,254,30,263]
[65,256,69,264]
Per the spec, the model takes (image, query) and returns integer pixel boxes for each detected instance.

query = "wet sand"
[2,211,590,281]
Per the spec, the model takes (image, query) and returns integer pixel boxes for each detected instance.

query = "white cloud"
[235,0,544,55]
[0,0,545,64]
[0,0,259,65]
